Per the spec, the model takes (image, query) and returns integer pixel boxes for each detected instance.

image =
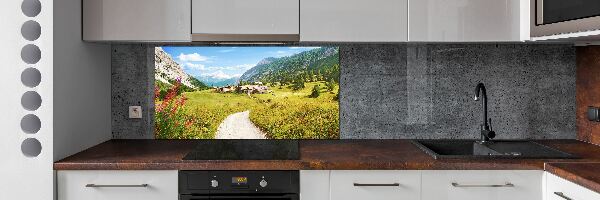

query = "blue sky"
[161,46,320,80]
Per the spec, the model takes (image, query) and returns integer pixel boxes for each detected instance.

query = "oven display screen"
[232,177,248,185]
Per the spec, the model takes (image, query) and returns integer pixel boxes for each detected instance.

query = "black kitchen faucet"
[474,83,495,143]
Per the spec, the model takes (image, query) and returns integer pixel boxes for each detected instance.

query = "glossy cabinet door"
[300,171,330,200]
[82,0,191,42]
[57,170,178,200]
[546,172,600,200]
[421,170,543,200]
[329,170,420,200]
[409,0,529,42]
[300,0,408,42]
[192,0,299,39]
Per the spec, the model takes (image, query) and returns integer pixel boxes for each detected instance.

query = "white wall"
[0,0,110,199]
[0,0,54,199]
[53,0,112,161]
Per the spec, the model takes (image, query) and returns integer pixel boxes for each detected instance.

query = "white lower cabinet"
[57,170,178,200]
[300,171,331,200]
[330,170,421,200]
[301,170,546,200]
[546,172,600,200]
[422,170,543,200]
[56,170,600,200]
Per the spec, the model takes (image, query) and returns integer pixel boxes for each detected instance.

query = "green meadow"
[176,81,339,139]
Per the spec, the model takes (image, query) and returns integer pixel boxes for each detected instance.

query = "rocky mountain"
[239,47,339,83]
[257,57,277,65]
[155,47,206,90]
[240,57,276,81]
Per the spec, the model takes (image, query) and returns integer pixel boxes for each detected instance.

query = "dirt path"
[215,110,266,139]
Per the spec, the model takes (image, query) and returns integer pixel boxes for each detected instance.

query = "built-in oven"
[179,171,299,200]
[532,0,600,37]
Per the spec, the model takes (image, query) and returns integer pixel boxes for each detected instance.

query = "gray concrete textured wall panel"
[111,44,155,139]
[341,44,575,139]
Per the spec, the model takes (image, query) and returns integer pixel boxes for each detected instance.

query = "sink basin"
[411,140,577,159]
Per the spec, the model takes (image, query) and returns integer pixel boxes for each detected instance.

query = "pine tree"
[316,70,322,81]
[292,75,305,90]
[309,85,320,98]
[326,78,335,92]
[333,87,339,101]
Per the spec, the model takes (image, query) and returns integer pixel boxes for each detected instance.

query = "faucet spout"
[474,83,495,142]
[474,83,488,129]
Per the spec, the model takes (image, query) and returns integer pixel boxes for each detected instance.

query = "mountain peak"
[155,48,205,89]
[257,57,277,66]
[239,47,339,83]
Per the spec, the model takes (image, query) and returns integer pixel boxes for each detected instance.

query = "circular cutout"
[21,138,42,157]
[21,91,42,111]
[21,68,41,87]
[21,0,41,17]
[21,20,41,41]
[21,44,41,64]
[21,114,41,134]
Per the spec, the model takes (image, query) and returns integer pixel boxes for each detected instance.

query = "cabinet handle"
[554,192,573,200]
[451,182,514,188]
[85,184,149,188]
[353,183,400,187]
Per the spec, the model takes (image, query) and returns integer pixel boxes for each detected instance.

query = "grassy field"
[178,81,339,139]
[182,90,261,138]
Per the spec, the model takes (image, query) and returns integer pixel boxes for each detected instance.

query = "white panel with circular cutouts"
[0,0,53,199]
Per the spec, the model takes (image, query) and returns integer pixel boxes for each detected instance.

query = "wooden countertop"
[54,139,600,193]
[545,162,600,194]
[54,139,600,170]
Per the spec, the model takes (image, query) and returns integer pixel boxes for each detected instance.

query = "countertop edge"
[52,139,600,193]
[545,162,600,194]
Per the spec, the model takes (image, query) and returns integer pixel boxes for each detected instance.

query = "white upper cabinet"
[409,0,530,42]
[300,0,408,42]
[83,0,191,42]
[80,0,533,42]
[191,0,300,41]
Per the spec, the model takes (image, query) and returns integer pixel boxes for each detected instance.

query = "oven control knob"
[259,179,268,188]
[210,179,219,188]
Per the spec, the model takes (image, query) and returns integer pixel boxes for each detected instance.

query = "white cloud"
[274,50,292,57]
[183,62,205,70]
[177,53,209,62]
[226,64,254,70]
[205,64,255,71]
[201,71,242,80]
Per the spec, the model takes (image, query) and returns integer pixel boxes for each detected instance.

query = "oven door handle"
[180,194,298,200]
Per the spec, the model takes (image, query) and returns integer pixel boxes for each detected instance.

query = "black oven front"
[179,171,299,200]
[180,194,298,200]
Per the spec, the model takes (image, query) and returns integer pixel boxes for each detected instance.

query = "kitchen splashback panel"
[112,44,576,140]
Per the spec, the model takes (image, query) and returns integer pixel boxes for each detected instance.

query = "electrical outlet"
[588,106,600,122]
[129,106,142,119]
